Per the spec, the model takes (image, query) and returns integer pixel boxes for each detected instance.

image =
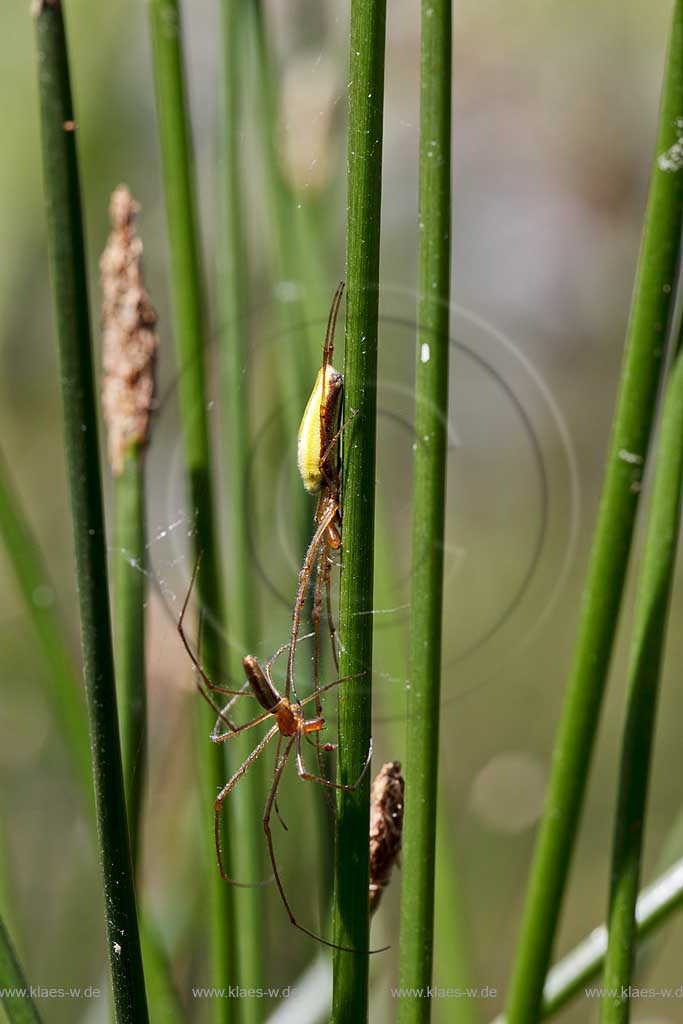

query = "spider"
[286,281,355,717]
[177,556,375,952]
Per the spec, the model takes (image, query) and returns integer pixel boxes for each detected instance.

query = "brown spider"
[177,558,375,951]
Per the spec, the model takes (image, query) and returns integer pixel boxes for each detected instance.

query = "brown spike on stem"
[101,184,158,475]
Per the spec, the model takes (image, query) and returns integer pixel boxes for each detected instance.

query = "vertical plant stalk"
[398,0,452,1020]
[147,3,235,1018]
[332,1,386,1021]
[505,4,683,1019]
[248,0,317,390]
[0,446,91,791]
[32,5,148,1023]
[112,454,146,870]
[218,1,264,1017]
[247,0,316,581]
[101,185,159,873]
[490,858,683,1022]
[0,914,42,1024]
[600,345,683,1021]
[248,0,336,932]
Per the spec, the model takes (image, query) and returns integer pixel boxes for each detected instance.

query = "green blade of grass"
[32,4,148,1021]
[218,1,265,1018]
[491,858,683,1021]
[600,347,683,1020]
[248,0,316,393]
[505,4,683,1019]
[147,3,235,1018]
[0,445,91,791]
[112,451,146,874]
[397,0,452,1019]
[0,914,42,1024]
[1,446,184,1024]
[331,1,387,1020]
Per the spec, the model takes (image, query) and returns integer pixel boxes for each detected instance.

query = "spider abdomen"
[297,364,343,493]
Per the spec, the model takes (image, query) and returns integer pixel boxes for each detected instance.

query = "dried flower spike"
[101,185,158,475]
[369,760,405,914]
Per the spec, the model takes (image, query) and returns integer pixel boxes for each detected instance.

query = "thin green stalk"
[491,858,683,1022]
[248,0,336,940]
[32,5,148,1022]
[247,0,316,579]
[373,507,481,1023]
[113,451,146,874]
[505,4,683,1019]
[147,3,234,1018]
[600,350,683,1020]
[0,915,42,1024]
[218,1,264,1018]
[398,0,452,1020]
[331,1,386,1020]
[1,450,183,1024]
[0,445,90,791]
[248,0,317,394]
[434,815,481,1024]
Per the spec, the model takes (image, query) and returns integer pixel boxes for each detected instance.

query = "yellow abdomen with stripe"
[297,365,343,493]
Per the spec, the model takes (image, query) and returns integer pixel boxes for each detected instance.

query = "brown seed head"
[100,185,158,475]
[369,760,404,914]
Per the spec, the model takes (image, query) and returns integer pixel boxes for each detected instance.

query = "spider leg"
[296,732,373,792]
[310,548,328,782]
[322,281,344,373]
[298,670,365,707]
[179,553,255,733]
[265,631,315,689]
[286,504,338,701]
[210,705,275,743]
[263,735,384,953]
[318,407,358,493]
[272,733,289,832]
[214,722,279,886]
[323,553,339,673]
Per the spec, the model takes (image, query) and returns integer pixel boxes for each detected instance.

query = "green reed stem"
[491,858,683,1022]
[1,446,183,1024]
[33,5,148,1022]
[331,2,386,1020]
[218,2,264,1019]
[398,0,452,1019]
[0,445,91,792]
[248,0,316,391]
[113,450,146,874]
[0,914,42,1024]
[147,3,235,1018]
[505,4,683,1019]
[600,347,683,1021]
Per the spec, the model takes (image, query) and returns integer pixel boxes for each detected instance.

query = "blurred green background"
[2,1,683,1022]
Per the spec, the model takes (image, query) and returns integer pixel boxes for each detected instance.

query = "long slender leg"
[318,407,359,493]
[272,733,288,832]
[322,554,339,672]
[178,554,254,733]
[296,732,373,791]
[318,284,345,486]
[285,503,338,700]
[210,704,275,743]
[321,281,345,384]
[298,670,365,707]
[266,630,315,674]
[310,548,327,779]
[262,736,379,953]
[214,723,279,885]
